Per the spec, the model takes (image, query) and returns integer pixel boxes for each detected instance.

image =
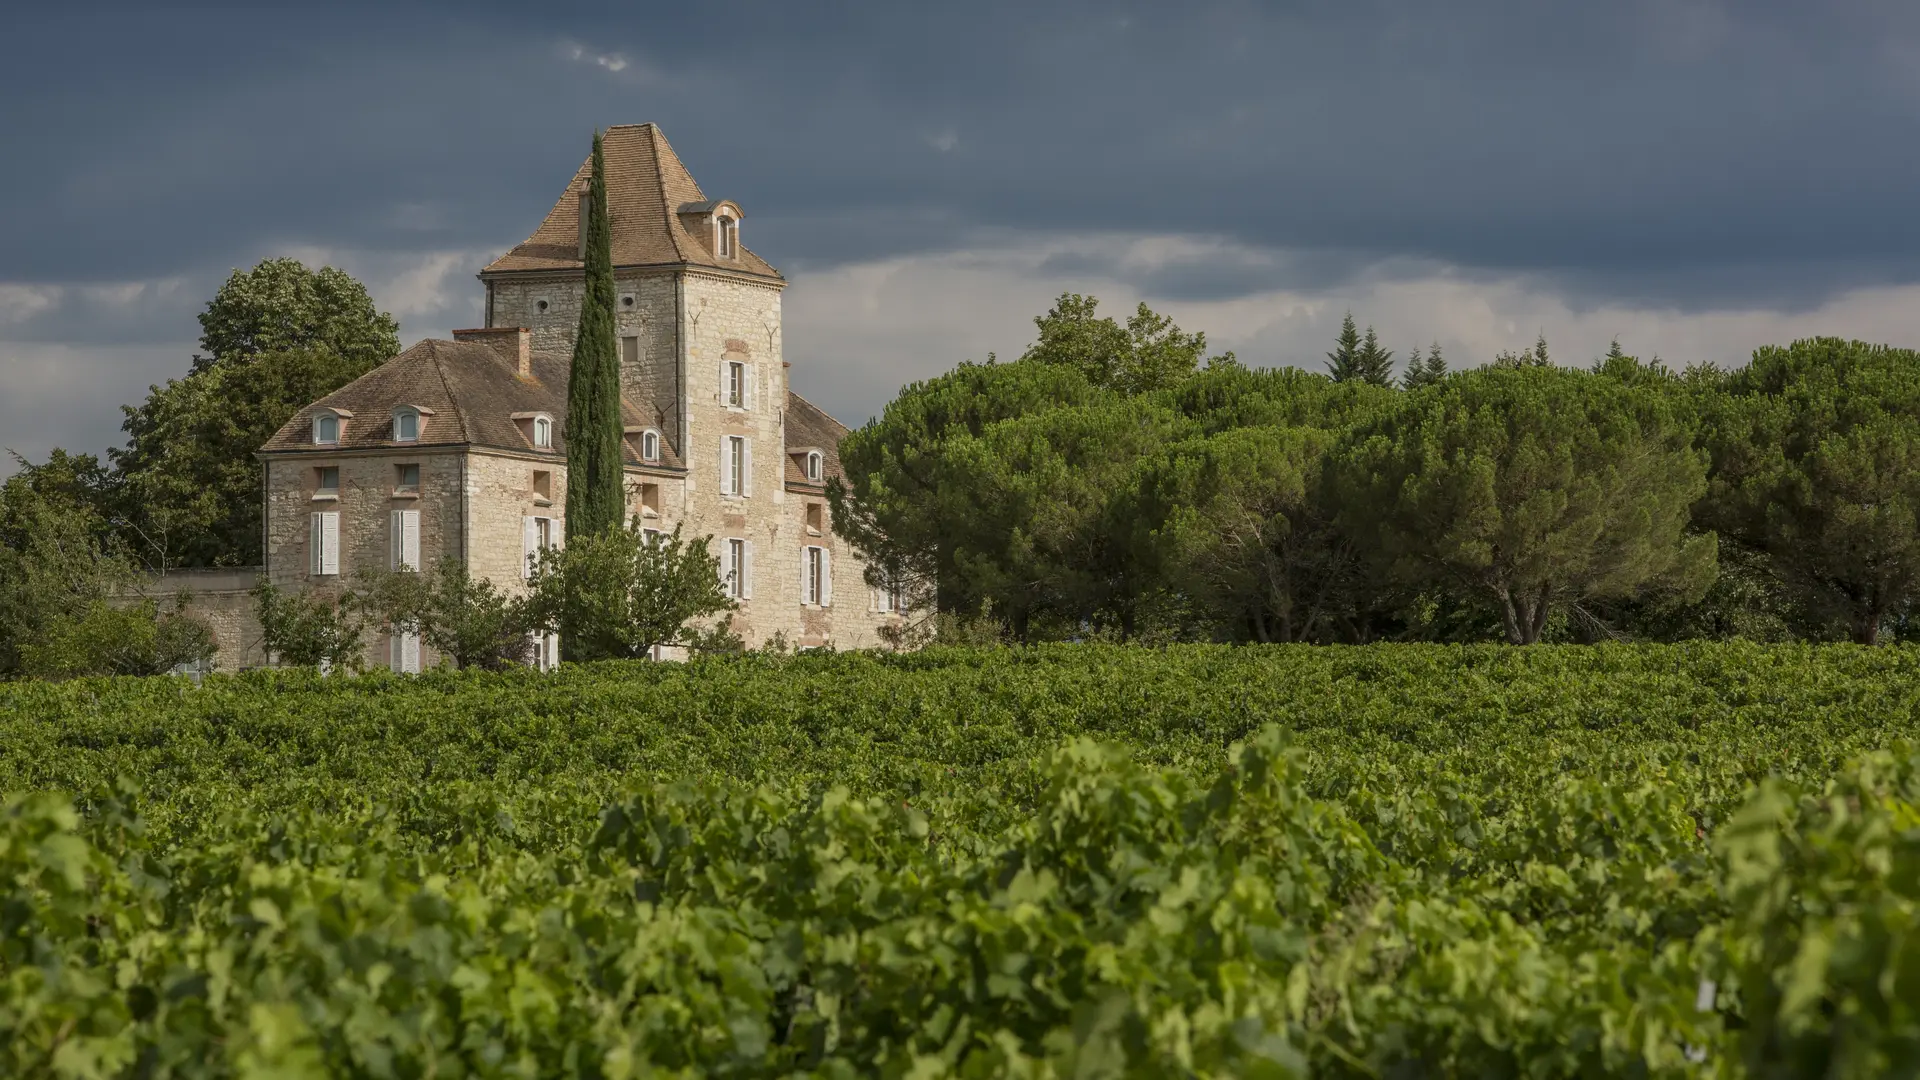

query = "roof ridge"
[786,388,849,433]
[426,340,472,444]
[646,124,692,264]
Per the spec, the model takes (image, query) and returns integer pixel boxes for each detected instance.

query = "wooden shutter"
[319,512,340,576]
[741,541,754,600]
[744,363,755,410]
[821,547,832,608]
[718,360,728,404]
[800,547,812,605]
[741,439,753,498]
[402,510,420,571]
[311,513,324,575]
[402,631,420,674]
[720,437,734,495]
[522,516,537,579]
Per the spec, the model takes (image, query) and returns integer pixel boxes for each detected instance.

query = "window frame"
[531,414,554,449]
[395,463,420,494]
[806,450,824,482]
[641,429,661,462]
[715,214,737,258]
[313,412,341,445]
[393,407,421,443]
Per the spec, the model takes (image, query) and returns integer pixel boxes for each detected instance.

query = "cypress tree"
[1355,325,1395,385]
[565,131,625,543]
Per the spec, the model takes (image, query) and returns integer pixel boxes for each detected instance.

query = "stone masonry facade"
[246,123,902,672]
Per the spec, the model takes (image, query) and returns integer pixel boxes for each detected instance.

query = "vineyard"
[4,643,1918,1076]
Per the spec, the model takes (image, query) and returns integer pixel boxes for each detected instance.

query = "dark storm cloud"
[4,0,1919,306]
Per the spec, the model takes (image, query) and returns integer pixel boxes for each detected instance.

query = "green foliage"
[0,456,138,677]
[524,521,735,660]
[1706,338,1920,643]
[1402,340,1448,389]
[363,556,534,670]
[1324,312,1394,385]
[1339,365,1717,643]
[114,258,398,568]
[1021,292,1208,395]
[564,131,627,543]
[251,579,366,671]
[17,597,215,679]
[3,644,1919,1074]
[189,257,400,375]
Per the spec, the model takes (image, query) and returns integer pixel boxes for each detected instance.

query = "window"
[724,537,753,600]
[522,515,556,579]
[535,298,550,314]
[726,361,746,407]
[638,481,660,517]
[389,509,420,571]
[621,295,636,310]
[641,429,661,462]
[532,415,553,449]
[529,632,559,672]
[622,336,640,369]
[805,502,823,534]
[722,435,750,496]
[396,463,420,493]
[802,545,831,607]
[642,527,664,546]
[876,578,908,614]
[390,631,421,674]
[315,466,340,497]
[309,511,340,576]
[394,408,420,442]
[716,215,737,258]
[805,451,824,482]
[532,470,552,502]
[313,413,340,444]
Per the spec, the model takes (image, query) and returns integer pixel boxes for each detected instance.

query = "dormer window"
[312,410,347,445]
[393,407,421,442]
[641,428,661,462]
[532,415,553,448]
[805,451,824,482]
[716,214,737,259]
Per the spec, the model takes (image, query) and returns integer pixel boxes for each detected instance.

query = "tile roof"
[784,391,850,489]
[260,339,683,471]
[482,123,782,280]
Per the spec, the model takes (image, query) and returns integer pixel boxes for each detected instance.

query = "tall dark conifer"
[565,131,625,542]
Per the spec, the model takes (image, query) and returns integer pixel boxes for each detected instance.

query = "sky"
[5,0,1920,472]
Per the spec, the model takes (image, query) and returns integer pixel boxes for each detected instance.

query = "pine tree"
[565,131,625,543]
[1355,325,1395,385]
[1403,341,1449,389]
[1325,313,1363,382]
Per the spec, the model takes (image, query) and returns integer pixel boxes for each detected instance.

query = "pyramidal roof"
[482,123,782,280]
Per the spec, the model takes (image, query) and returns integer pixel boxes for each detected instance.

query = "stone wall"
[134,567,266,673]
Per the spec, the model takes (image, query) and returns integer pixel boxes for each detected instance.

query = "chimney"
[453,327,532,378]
[577,180,592,259]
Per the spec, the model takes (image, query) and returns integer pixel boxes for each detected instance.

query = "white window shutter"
[522,515,536,579]
[320,512,340,576]
[389,510,403,570]
[721,540,735,592]
[800,548,811,605]
[720,437,734,495]
[310,513,324,575]
[745,363,755,410]
[742,439,753,497]
[718,360,728,404]
[402,631,420,673]
[741,541,754,599]
[822,547,832,607]
[403,510,420,570]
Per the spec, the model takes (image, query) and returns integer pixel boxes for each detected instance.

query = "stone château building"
[230,123,899,671]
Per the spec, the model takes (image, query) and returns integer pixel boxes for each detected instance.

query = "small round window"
[535,299,550,314]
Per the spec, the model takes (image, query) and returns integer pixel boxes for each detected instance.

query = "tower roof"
[482,123,782,280]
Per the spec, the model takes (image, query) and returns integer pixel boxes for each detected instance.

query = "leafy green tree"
[1338,365,1716,644]
[18,597,216,679]
[1021,293,1207,395]
[114,260,397,568]
[1704,338,1920,643]
[832,359,1109,617]
[252,579,368,671]
[363,557,535,670]
[189,257,399,375]
[1403,341,1448,389]
[0,455,137,676]
[524,521,734,660]
[1147,425,1363,642]
[564,131,626,544]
